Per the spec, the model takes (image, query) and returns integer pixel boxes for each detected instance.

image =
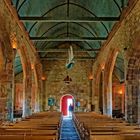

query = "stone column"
[124,59,128,121]
[35,63,43,112]
[22,74,32,117]
[34,85,40,112]
[6,81,13,121]
[12,49,16,120]
[42,79,46,111]
[102,70,107,114]
[124,83,127,121]
[35,77,43,112]
[39,81,43,112]
[5,51,16,121]
[126,83,133,123]
[103,69,112,117]
[106,75,112,117]
[0,70,13,121]
[132,84,138,123]
[89,79,93,111]
[121,88,125,114]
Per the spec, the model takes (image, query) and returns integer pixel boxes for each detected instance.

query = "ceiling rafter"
[114,66,124,74]
[11,0,128,75]
[39,32,98,57]
[39,32,99,52]
[113,0,122,13]
[17,0,28,12]
[117,57,124,61]
[25,2,111,34]
[30,36,107,41]
[67,0,70,17]
[40,56,95,60]
[34,22,65,46]
[34,22,99,47]
[28,3,67,33]
[39,41,96,55]
[14,63,22,68]
[121,0,125,8]
[15,0,20,9]
[20,16,120,22]
[113,72,122,82]
[37,48,100,53]
[73,22,97,37]
[15,70,23,76]
[69,2,110,34]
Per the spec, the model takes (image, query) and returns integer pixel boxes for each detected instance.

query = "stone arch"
[16,46,27,79]
[17,44,43,113]
[32,63,43,112]
[13,33,43,115]
[104,49,119,116]
[14,43,42,117]
[60,94,75,116]
[16,45,32,117]
[58,86,77,109]
[94,64,103,113]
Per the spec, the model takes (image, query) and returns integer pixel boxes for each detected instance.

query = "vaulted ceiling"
[12,0,128,81]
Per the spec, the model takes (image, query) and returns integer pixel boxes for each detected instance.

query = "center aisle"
[60,116,80,140]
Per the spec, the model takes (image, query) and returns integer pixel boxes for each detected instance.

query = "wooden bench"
[0,135,57,140]
[0,112,62,140]
[73,112,140,140]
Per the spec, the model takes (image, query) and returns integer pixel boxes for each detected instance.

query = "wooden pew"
[0,135,57,140]
[73,112,140,140]
[0,112,62,140]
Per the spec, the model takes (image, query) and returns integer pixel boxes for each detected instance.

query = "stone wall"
[43,59,93,112]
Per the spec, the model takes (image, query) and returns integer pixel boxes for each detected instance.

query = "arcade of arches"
[0,0,140,125]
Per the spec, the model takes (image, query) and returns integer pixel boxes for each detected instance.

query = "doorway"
[60,95,74,116]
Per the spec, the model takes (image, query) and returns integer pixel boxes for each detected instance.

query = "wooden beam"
[37,49,100,52]
[19,16,120,22]
[30,37,107,42]
[40,56,95,60]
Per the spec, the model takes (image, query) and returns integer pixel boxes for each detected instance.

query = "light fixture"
[11,34,17,50]
[41,75,46,80]
[12,43,17,49]
[63,75,72,84]
[31,64,34,70]
[119,90,123,95]
[89,75,93,80]
[100,63,105,70]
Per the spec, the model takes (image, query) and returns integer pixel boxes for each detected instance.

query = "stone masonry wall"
[43,59,93,112]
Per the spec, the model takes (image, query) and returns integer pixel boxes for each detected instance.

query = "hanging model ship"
[66,45,75,69]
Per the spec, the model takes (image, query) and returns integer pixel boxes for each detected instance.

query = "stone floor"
[60,116,80,140]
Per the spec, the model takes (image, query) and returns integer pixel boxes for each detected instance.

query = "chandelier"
[63,75,72,84]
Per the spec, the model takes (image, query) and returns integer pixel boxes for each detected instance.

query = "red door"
[61,95,73,116]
